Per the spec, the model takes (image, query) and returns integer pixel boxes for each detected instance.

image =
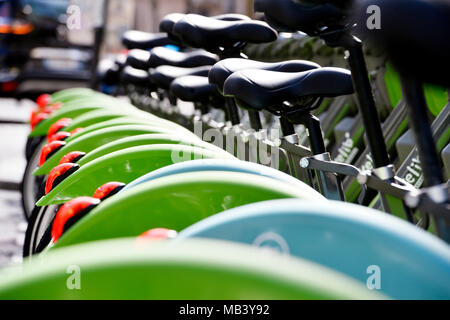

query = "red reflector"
[39,140,66,166]
[59,151,86,165]
[36,94,52,109]
[45,163,79,194]
[51,197,100,243]
[50,102,62,110]
[48,131,71,143]
[30,105,58,129]
[137,228,177,244]
[31,112,49,129]
[1,81,19,92]
[40,103,61,115]
[36,108,55,119]
[93,182,126,200]
[47,118,72,139]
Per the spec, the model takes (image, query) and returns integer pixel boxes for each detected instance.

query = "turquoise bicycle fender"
[177,199,450,299]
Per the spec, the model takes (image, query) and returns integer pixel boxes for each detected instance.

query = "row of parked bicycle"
[0,0,448,299]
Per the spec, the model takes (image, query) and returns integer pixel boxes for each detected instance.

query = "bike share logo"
[171,121,281,169]
[334,132,359,164]
[252,231,290,254]
[360,153,374,172]
[404,156,423,188]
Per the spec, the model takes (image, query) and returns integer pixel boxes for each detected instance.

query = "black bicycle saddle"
[170,75,221,103]
[172,14,277,54]
[149,65,211,90]
[209,58,320,92]
[148,47,218,68]
[114,53,127,70]
[121,66,151,86]
[212,14,251,21]
[296,0,353,11]
[97,58,120,86]
[160,13,251,43]
[223,67,353,111]
[121,31,176,50]
[126,49,151,70]
[159,13,186,41]
[353,0,450,87]
[254,0,345,35]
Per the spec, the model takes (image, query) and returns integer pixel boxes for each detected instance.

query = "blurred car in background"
[0,0,105,99]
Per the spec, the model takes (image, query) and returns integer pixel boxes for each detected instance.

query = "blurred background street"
[0,98,32,268]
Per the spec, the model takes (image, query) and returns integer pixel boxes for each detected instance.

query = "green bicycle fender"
[34,125,188,175]
[62,111,133,133]
[63,113,197,144]
[50,95,128,111]
[62,109,168,133]
[63,117,171,143]
[50,88,96,102]
[76,134,226,166]
[50,93,112,105]
[52,93,130,108]
[62,117,173,144]
[30,103,133,137]
[72,111,194,136]
[69,119,197,146]
[49,90,98,104]
[52,171,319,248]
[0,239,383,300]
[37,145,235,206]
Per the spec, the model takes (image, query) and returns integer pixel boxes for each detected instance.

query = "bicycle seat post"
[284,108,345,201]
[279,116,296,137]
[216,50,241,127]
[275,112,312,183]
[325,31,391,171]
[400,75,449,240]
[347,0,450,238]
[248,110,263,131]
[401,77,445,188]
